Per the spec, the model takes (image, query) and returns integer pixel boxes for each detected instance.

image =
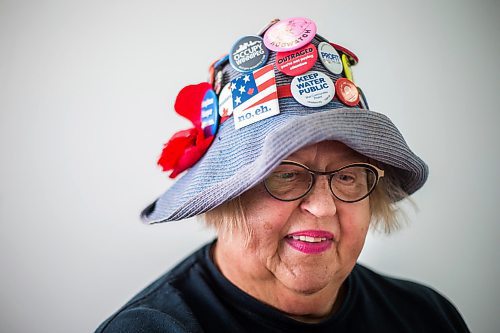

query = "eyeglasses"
[264,160,385,203]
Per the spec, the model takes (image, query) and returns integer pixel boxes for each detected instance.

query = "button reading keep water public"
[291,71,335,107]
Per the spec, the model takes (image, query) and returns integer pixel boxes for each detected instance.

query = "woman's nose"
[299,176,337,217]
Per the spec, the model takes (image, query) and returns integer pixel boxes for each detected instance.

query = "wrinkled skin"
[213,141,372,322]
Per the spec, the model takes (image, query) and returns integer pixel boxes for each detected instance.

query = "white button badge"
[291,71,335,107]
[318,42,343,75]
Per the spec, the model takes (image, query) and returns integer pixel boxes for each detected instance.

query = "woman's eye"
[336,173,355,184]
[275,172,297,180]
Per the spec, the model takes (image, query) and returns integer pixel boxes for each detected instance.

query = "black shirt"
[96,241,469,332]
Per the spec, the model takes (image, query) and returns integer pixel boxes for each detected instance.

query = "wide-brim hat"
[141,19,428,224]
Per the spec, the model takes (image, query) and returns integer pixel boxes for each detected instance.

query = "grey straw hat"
[141,19,428,224]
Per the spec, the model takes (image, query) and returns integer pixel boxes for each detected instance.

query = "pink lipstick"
[285,230,334,254]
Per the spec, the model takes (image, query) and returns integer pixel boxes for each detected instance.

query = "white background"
[1,0,499,332]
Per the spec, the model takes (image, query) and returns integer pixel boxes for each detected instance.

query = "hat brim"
[142,102,428,224]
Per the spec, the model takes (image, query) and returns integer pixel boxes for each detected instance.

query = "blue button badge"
[229,35,269,72]
[200,89,219,137]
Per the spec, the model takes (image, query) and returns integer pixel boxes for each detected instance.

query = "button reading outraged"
[291,71,335,107]
[229,35,269,72]
[275,43,318,76]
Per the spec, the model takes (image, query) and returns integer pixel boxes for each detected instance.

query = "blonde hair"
[202,196,252,244]
[204,166,413,239]
[368,169,413,234]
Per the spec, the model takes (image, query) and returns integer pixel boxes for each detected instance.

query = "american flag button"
[230,64,280,129]
[263,17,317,52]
[290,71,335,108]
[229,35,269,72]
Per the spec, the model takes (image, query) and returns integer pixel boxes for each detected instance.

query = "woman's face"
[216,141,372,304]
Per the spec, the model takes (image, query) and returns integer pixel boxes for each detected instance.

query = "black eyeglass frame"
[263,160,385,203]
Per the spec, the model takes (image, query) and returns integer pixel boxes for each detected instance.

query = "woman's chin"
[281,275,332,295]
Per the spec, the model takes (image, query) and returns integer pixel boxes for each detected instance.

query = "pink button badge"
[263,17,317,52]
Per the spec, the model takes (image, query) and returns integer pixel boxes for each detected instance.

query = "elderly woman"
[96,18,469,332]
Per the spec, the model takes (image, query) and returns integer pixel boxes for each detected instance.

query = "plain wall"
[1,0,499,332]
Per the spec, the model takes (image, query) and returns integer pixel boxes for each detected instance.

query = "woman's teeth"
[289,235,327,243]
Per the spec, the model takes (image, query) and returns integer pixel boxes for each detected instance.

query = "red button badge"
[335,78,359,107]
[275,43,318,76]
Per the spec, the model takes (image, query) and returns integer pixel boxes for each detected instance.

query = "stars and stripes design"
[230,64,280,129]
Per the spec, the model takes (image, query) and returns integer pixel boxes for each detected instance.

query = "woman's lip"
[285,230,335,254]
[287,230,334,239]
[285,237,333,254]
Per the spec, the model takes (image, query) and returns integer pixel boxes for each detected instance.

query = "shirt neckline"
[201,240,357,330]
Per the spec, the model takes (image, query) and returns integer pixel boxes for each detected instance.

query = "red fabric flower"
[157,82,215,178]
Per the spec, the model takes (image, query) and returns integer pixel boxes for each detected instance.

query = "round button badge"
[263,17,317,52]
[229,35,269,72]
[318,42,343,75]
[200,89,219,137]
[291,71,335,108]
[335,78,359,107]
[275,43,318,76]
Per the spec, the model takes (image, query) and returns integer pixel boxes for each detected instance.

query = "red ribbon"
[157,82,214,178]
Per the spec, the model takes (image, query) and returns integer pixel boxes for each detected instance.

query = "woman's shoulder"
[95,307,195,333]
[95,244,211,333]
[95,279,202,333]
[350,263,469,332]
[353,263,452,303]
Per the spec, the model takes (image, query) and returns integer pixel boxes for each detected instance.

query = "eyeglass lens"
[265,163,378,202]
